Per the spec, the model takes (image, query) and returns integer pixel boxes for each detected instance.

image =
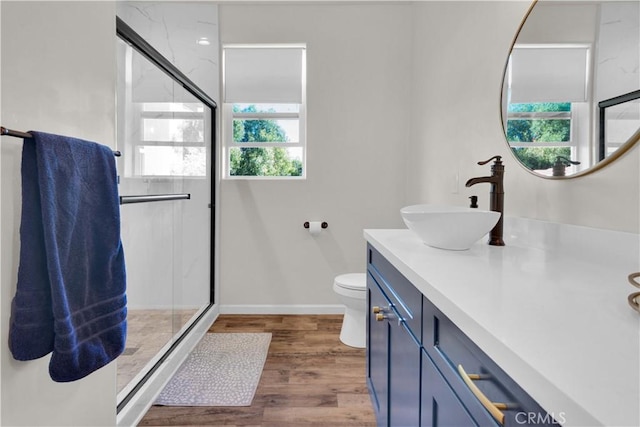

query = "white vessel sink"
[400,204,500,250]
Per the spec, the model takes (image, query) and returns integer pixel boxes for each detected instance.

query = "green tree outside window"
[507,103,572,170]
[230,105,302,176]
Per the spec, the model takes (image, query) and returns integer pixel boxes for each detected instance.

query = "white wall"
[217,0,639,312]
[407,0,640,233]
[1,2,117,426]
[217,1,639,312]
[218,3,412,310]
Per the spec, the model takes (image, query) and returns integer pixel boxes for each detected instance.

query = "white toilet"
[333,273,367,348]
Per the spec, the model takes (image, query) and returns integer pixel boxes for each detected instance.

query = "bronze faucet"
[465,155,505,246]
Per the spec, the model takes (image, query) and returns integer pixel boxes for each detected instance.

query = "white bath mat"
[154,332,271,406]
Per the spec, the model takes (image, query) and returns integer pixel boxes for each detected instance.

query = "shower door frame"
[115,16,217,414]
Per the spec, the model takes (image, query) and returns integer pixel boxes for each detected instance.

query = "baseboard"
[219,304,345,315]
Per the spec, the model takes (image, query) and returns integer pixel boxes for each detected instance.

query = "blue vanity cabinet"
[366,245,422,427]
[366,243,558,427]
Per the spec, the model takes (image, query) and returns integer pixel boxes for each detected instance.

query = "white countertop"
[364,220,640,427]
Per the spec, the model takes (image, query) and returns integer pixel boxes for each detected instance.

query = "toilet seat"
[334,273,366,291]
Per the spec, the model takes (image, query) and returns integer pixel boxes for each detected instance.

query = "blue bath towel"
[9,131,127,382]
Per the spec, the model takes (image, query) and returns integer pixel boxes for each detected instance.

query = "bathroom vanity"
[364,219,639,427]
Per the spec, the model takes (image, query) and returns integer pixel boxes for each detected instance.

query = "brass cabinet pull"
[458,364,507,425]
[376,313,386,321]
[629,272,640,288]
[372,305,392,315]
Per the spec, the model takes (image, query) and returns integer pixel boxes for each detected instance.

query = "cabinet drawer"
[422,297,558,426]
[388,318,421,427]
[368,245,422,340]
[421,349,497,427]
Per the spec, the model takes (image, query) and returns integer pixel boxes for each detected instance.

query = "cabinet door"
[388,317,421,427]
[421,350,479,427]
[367,275,389,426]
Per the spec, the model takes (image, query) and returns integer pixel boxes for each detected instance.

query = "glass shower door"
[115,36,213,396]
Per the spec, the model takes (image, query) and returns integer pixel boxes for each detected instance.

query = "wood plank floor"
[139,314,376,426]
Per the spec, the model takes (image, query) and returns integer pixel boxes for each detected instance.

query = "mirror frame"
[501,0,640,179]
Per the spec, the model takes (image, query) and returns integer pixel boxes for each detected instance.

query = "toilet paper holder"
[304,221,328,229]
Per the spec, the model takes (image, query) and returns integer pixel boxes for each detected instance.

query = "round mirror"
[502,0,640,178]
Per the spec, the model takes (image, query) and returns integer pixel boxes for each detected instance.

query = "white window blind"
[510,45,589,103]
[224,46,304,104]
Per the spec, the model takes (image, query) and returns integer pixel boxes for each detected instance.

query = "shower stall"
[114,17,216,416]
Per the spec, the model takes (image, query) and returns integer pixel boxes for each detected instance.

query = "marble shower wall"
[595,1,640,102]
[117,2,219,101]
[595,1,640,145]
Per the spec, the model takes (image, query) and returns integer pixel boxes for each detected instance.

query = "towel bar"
[119,193,191,205]
[1,126,122,157]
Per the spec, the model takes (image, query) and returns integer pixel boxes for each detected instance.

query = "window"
[505,102,574,171]
[506,44,590,173]
[222,44,306,178]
